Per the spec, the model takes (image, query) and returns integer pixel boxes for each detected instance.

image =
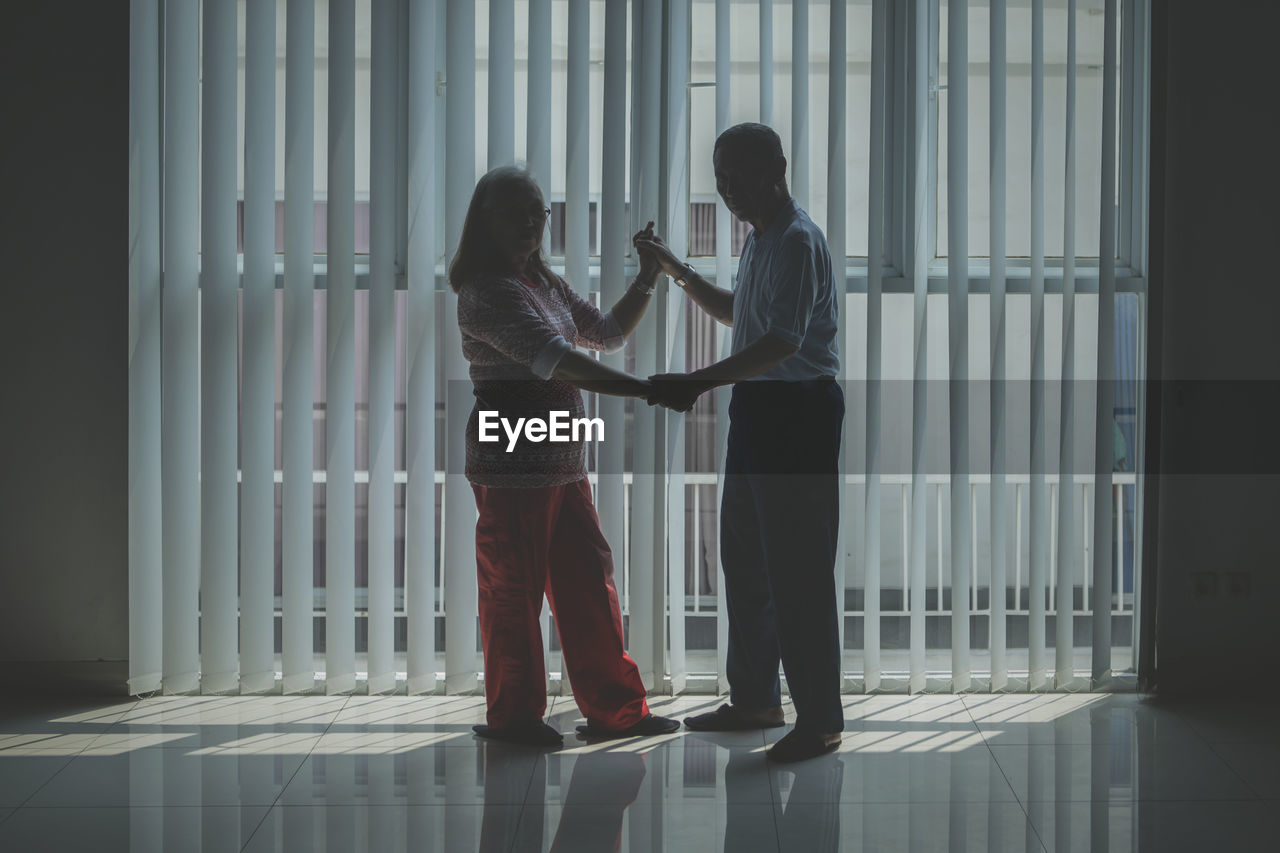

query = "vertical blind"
[129,0,1147,696]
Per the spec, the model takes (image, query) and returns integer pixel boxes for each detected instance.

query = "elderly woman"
[450,165,678,745]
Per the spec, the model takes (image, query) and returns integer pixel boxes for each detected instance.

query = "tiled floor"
[1,692,1277,851]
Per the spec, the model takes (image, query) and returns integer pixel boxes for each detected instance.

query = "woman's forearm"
[607,274,658,337]
[551,348,650,398]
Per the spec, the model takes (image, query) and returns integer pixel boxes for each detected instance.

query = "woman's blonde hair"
[448,165,554,292]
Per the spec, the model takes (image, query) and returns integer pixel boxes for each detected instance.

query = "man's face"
[713,145,777,224]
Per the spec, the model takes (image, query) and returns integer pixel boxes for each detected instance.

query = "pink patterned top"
[456,272,623,487]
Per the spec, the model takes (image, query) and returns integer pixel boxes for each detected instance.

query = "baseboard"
[0,660,130,698]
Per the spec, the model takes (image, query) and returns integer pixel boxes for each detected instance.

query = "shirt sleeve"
[458,276,573,379]
[761,234,820,348]
[556,275,626,353]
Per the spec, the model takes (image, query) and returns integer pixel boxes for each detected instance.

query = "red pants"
[472,477,648,730]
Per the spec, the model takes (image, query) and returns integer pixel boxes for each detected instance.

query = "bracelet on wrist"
[630,277,656,296]
[673,262,696,288]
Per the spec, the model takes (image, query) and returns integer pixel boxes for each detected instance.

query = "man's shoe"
[472,720,564,746]
[576,713,682,740]
[683,703,785,732]
[765,728,841,763]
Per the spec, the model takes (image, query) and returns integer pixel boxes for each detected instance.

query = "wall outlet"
[1225,571,1251,598]
[1191,571,1218,598]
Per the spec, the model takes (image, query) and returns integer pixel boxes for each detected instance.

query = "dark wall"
[1149,2,1280,693]
[0,2,130,662]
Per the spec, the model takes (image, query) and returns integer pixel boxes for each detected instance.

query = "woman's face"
[485,180,549,273]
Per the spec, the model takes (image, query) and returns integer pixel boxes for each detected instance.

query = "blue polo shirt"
[730,199,841,381]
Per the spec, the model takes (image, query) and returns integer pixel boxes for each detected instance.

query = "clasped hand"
[644,373,709,413]
[631,229,709,412]
[633,230,685,281]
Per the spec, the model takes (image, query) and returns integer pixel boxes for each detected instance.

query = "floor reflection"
[764,749,845,853]
[2,694,1278,851]
[519,749,647,852]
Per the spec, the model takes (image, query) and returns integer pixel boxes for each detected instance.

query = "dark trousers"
[721,379,845,733]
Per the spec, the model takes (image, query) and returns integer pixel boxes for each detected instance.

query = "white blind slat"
[1055,0,1079,688]
[564,0,589,295]
[863,0,886,693]
[563,7,588,686]
[200,0,240,695]
[527,0,552,196]
[759,0,772,125]
[1091,0,1119,683]
[988,0,1009,692]
[1028,0,1049,690]
[665,0,691,694]
[325,0,358,697]
[628,0,665,691]
[594,0,627,673]
[128,0,163,696]
[443,0,479,695]
[487,0,514,167]
[406,0,440,696]
[791,0,808,210]
[947,0,971,691]
[240,0,277,696]
[530,0,558,691]
[282,0,317,694]
[713,0,731,696]
[908,0,930,694]
[161,0,200,695]
[828,0,849,669]
[367,0,398,695]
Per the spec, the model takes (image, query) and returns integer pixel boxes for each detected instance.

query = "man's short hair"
[713,122,785,167]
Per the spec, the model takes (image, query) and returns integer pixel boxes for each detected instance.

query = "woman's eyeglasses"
[492,205,551,226]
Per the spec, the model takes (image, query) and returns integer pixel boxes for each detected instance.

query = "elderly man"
[638,122,844,762]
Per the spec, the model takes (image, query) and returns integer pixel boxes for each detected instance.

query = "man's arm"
[649,331,799,411]
[689,330,798,385]
[633,234,734,326]
[675,267,734,326]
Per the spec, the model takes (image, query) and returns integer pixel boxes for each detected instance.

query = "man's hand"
[645,373,712,413]
[633,231,686,280]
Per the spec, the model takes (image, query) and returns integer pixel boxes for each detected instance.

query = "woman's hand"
[632,230,685,280]
[633,221,661,284]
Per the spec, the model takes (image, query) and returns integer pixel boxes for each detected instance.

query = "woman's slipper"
[472,720,563,746]
[575,713,681,740]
